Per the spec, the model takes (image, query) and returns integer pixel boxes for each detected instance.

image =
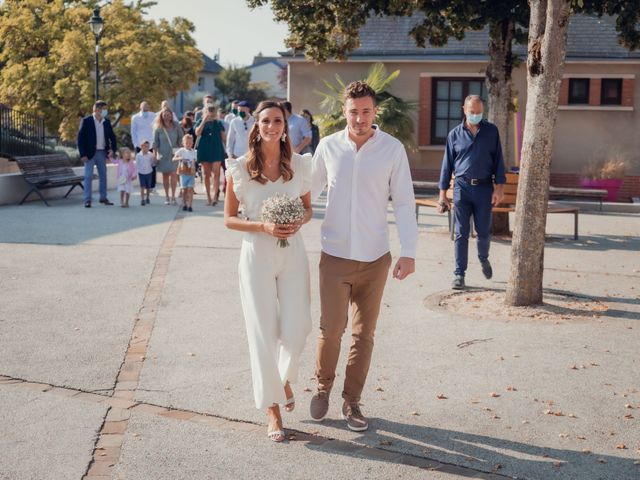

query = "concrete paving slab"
[114,411,478,480]
[0,383,107,480]
[136,204,639,479]
[1,194,638,480]
[0,242,157,391]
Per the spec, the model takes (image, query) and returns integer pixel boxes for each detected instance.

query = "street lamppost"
[88,7,104,101]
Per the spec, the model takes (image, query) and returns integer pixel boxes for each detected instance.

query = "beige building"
[284,14,640,201]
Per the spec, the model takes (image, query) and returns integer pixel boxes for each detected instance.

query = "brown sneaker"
[342,402,368,432]
[309,390,329,421]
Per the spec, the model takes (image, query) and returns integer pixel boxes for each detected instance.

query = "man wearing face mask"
[438,95,506,290]
[226,100,255,159]
[224,100,239,125]
[77,100,117,208]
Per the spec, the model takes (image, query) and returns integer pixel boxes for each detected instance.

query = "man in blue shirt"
[438,95,506,289]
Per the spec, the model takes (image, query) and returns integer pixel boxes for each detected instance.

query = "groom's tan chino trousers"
[315,251,392,404]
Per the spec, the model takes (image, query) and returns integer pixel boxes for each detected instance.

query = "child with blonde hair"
[136,139,154,205]
[173,134,197,212]
[114,147,137,207]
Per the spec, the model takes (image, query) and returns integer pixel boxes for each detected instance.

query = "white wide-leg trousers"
[238,233,312,410]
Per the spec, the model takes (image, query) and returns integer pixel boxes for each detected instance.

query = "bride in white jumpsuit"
[224,101,312,442]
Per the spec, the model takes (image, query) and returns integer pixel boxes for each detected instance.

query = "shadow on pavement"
[302,418,638,479]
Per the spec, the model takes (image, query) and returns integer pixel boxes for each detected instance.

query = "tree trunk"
[505,0,570,306]
[486,18,515,236]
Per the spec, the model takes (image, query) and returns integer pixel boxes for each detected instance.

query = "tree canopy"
[0,0,203,140]
[214,66,268,107]
[249,0,639,62]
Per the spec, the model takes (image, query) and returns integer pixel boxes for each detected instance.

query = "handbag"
[163,127,179,155]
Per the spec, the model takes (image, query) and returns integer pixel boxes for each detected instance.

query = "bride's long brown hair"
[246,101,294,184]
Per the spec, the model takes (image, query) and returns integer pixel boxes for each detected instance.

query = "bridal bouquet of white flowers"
[260,193,306,248]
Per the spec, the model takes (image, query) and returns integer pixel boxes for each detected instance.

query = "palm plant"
[315,63,417,150]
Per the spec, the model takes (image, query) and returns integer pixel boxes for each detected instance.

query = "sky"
[145,0,290,67]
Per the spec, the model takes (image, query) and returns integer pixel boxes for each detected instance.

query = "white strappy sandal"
[267,429,286,442]
[284,396,295,413]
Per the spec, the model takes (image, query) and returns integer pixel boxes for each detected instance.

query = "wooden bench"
[15,153,89,206]
[415,173,580,240]
[548,186,607,211]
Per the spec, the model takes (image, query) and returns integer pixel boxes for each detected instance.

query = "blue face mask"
[101,109,108,118]
[467,113,482,125]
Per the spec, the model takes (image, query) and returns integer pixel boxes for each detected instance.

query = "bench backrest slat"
[16,154,75,183]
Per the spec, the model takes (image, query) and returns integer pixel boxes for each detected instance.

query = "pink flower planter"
[580,178,623,202]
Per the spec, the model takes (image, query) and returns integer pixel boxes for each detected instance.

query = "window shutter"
[419,76,432,146]
[559,78,569,105]
[588,78,601,106]
[622,78,635,107]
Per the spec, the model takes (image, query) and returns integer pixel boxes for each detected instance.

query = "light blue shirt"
[287,113,312,150]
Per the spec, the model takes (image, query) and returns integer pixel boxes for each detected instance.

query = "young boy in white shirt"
[173,134,197,212]
[135,139,155,205]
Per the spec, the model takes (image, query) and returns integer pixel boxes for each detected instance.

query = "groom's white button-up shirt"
[311,126,418,262]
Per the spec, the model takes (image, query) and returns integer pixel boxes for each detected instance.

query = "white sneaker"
[164,198,170,205]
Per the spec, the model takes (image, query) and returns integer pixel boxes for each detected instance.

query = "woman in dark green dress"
[195,105,226,206]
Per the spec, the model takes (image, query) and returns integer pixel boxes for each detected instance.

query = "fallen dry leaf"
[577,435,587,440]
[436,393,447,400]
[483,407,492,412]
[132,433,140,438]
[506,386,517,392]
[522,420,529,424]
[625,404,634,409]
[303,387,312,392]
[470,399,480,404]
[410,411,420,416]
[598,458,607,464]
[616,444,627,450]
[376,387,384,392]
[559,433,568,438]
[379,440,392,446]
[491,415,500,419]
[224,386,231,390]
[493,463,503,471]
[624,414,634,420]
[489,392,501,398]
[568,413,578,418]
[553,462,563,468]
[582,449,591,454]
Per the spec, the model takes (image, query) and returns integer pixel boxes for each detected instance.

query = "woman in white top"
[224,101,313,443]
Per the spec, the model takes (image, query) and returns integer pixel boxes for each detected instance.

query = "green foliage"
[214,66,269,107]
[214,66,252,101]
[315,63,417,150]
[250,1,639,61]
[0,0,203,141]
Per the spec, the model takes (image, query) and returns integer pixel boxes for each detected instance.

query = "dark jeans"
[452,180,493,277]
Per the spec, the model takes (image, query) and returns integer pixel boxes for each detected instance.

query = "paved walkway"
[1,190,639,480]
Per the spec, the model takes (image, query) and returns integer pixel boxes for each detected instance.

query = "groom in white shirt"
[309,81,418,431]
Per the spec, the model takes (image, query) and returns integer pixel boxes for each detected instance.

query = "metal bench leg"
[64,183,80,198]
[415,204,420,222]
[574,212,578,240]
[19,187,50,206]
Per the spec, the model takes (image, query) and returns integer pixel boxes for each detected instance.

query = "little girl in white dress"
[224,101,312,443]
[114,147,137,207]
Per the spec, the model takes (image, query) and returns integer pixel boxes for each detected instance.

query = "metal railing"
[0,104,46,156]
